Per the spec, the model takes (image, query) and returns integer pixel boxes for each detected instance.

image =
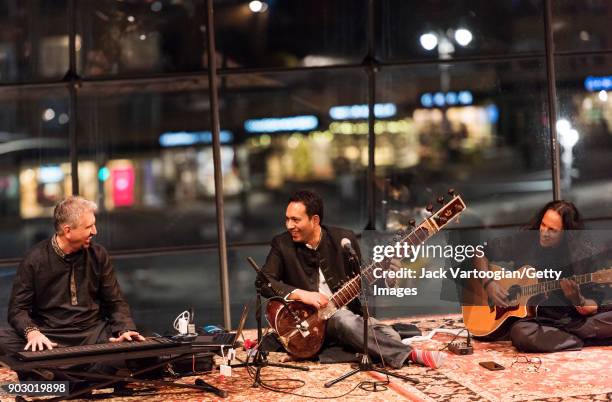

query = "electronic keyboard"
[15,337,180,361]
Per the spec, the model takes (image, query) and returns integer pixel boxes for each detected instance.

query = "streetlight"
[419,33,438,51]
[419,28,473,92]
[249,0,268,13]
[556,118,580,189]
[418,27,474,164]
[419,27,473,59]
[454,29,473,47]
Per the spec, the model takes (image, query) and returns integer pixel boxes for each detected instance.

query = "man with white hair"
[0,196,143,377]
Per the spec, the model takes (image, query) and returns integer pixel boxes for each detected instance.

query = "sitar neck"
[329,221,436,309]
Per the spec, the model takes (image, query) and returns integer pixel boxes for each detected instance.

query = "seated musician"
[0,196,144,378]
[258,190,445,369]
[473,200,612,352]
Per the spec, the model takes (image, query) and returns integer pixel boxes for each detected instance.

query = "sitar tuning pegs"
[425,203,434,214]
[448,188,455,197]
[436,196,445,205]
[408,218,416,227]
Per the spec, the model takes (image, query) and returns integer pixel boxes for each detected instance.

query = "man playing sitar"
[258,190,449,369]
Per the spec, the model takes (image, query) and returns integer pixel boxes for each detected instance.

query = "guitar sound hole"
[507,285,522,303]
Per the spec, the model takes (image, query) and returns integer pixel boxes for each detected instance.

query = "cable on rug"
[239,314,394,399]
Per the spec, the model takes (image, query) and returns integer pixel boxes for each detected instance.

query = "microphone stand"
[232,258,309,388]
[324,254,418,388]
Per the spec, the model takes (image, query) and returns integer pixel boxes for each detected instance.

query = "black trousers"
[509,310,612,353]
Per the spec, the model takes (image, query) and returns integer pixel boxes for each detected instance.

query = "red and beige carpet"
[1,314,611,401]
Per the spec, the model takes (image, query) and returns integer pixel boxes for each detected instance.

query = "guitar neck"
[521,271,594,298]
[329,220,437,309]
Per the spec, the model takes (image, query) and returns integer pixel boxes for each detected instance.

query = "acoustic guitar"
[462,265,612,338]
[266,193,467,359]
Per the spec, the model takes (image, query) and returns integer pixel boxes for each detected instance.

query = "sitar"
[266,193,466,359]
[462,265,612,338]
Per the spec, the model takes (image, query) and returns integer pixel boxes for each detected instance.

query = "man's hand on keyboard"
[109,330,146,343]
[25,330,58,351]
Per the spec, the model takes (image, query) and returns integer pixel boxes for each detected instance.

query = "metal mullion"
[543,0,562,200]
[3,212,612,269]
[365,0,377,230]
[555,48,612,58]
[67,0,79,195]
[0,52,566,95]
[206,0,231,329]
[379,52,546,68]
[0,81,67,91]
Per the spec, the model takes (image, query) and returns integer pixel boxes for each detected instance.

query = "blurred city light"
[420,91,474,108]
[249,1,268,13]
[458,91,473,104]
[420,93,433,107]
[244,116,318,133]
[98,166,110,182]
[598,90,608,102]
[445,92,458,105]
[579,30,590,41]
[419,33,438,50]
[564,129,580,148]
[58,113,70,124]
[486,104,500,124]
[584,75,612,91]
[420,28,472,53]
[329,103,397,120]
[556,119,571,134]
[159,130,233,147]
[42,108,55,122]
[433,92,445,106]
[39,166,64,183]
[454,28,473,46]
[556,119,580,148]
[150,1,162,12]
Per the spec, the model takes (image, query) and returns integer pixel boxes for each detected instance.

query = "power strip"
[448,341,473,355]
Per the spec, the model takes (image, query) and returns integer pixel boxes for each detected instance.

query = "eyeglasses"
[510,355,542,372]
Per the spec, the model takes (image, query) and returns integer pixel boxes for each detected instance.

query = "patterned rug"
[1,314,611,401]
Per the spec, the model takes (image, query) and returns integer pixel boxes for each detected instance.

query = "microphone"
[247,257,273,293]
[341,238,359,261]
[246,257,305,332]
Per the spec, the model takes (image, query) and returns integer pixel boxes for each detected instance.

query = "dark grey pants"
[326,309,411,369]
[510,310,612,353]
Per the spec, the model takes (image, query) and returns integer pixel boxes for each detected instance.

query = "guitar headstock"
[593,268,612,284]
[429,189,466,230]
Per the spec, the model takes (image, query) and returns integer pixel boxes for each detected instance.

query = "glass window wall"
[556,54,612,217]
[377,0,545,62]
[219,68,370,242]
[0,1,68,83]
[77,81,219,251]
[214,0,368,69]
[376,60,553,229]
[0,87,69,259]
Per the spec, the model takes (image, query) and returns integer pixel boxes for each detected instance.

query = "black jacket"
[258,225,363,314]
